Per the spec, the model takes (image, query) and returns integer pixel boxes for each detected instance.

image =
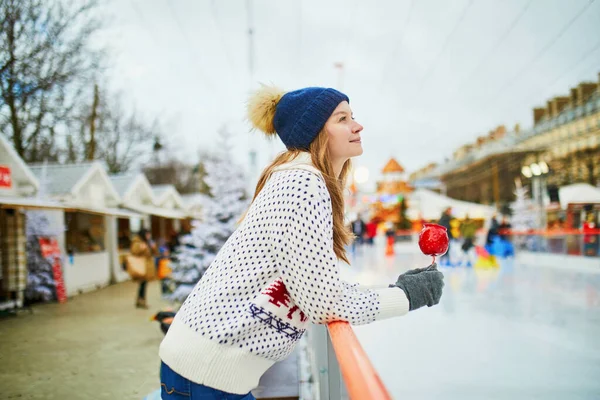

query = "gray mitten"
[392,264,444,311]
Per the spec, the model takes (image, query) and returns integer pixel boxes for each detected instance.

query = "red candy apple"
[419,223,449,263]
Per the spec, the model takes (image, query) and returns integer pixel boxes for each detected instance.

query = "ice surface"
[344,242,600,399]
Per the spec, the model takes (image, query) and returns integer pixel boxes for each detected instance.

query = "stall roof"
[65,206,144,219]
[559,183,600,209]
[110,173,138,198]
[109,173,154,205]
[0,196,66,210]
[181,193,204,219]
[29,162,121,204]
[152,184,185,209]
[0,135,39,193]
[407,189,496,220]
[29,162,94,196]
[125,203,187,219]
[0,197,143,217]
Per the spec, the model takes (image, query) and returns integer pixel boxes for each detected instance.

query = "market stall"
[29,161,131,296]
[0,135,66,309]
[150,184,187,247]
[109,173,155,282]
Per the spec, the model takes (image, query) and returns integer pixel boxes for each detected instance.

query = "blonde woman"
[159,86,444,399]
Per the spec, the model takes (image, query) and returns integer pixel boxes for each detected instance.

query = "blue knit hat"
[247,85,349,150]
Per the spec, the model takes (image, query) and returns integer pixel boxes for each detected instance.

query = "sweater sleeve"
[275,186,409,325]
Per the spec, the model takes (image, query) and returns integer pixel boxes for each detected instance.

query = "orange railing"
[326,321,392,400]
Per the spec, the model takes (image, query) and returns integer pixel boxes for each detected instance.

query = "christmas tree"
[510,179,539,251]
[396,197,412,230]
[24,211,62,303]
[167,129,248,302]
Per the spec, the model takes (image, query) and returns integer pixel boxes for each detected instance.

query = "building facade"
[517,76,600,188]
[410,72,600,207]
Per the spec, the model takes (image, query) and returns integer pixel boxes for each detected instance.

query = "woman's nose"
[353,121,363,133]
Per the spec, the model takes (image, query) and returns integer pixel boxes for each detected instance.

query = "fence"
[310,322,391,400]
[502,228,600,257]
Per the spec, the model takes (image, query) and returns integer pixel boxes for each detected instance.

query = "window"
[117,217,142,250]
[586,102,594,114]
[117,218,131,251]
[65,212,105,253]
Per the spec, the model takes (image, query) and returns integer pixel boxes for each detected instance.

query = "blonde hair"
[246,85,353,263]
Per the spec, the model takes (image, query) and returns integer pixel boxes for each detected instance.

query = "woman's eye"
[339,116,346,122]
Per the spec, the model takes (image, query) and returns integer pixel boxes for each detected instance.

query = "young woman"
[159,85,445,399]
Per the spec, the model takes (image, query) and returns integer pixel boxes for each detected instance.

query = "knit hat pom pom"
[247,85,286,135]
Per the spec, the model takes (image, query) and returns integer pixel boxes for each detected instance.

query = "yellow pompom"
[247,84,285,135]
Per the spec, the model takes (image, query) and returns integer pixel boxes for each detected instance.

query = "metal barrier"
[502,229,600,257]
[310,322,392,400]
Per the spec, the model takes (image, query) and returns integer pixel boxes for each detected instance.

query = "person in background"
[583,212,598,257]
[351,214,367,252]
[130,228,158,309]
[499,216,512,242]
[486,215,499,245]
[365,218,378,246]
[460,214,477,254]
[157,246,173,294]
[438,207,454,265]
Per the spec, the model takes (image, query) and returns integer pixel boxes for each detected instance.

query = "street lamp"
[354,166,369,185]
[522,161,550,230]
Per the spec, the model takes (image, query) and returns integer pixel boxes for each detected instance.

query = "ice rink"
[344,242,600,399]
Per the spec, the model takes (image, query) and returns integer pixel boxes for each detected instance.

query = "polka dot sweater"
[159,152,409,394]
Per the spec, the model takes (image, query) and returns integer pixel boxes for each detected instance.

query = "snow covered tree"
[511,182,537,231]
[510,180,540,251]
[167,128,248,302]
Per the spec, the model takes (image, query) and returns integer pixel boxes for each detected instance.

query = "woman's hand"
[391,264,444,311]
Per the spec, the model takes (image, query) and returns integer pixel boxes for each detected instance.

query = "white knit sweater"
[159,152,409,394]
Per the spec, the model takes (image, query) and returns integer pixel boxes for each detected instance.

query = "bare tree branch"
[0,0,103,162]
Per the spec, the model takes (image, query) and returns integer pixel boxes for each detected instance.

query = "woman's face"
[324,101,364,161]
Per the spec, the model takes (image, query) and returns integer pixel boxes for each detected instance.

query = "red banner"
[0,165,11,188]
[38,237,67,303]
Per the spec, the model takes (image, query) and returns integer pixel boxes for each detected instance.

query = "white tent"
[407,189,496,220]
[559,183,600,209]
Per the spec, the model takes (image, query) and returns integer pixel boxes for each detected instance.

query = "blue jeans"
[160,362,256,399]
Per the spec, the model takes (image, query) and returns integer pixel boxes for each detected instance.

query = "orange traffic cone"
[385,235,395,256]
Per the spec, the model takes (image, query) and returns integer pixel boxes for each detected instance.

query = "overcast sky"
[99,0,600,191]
